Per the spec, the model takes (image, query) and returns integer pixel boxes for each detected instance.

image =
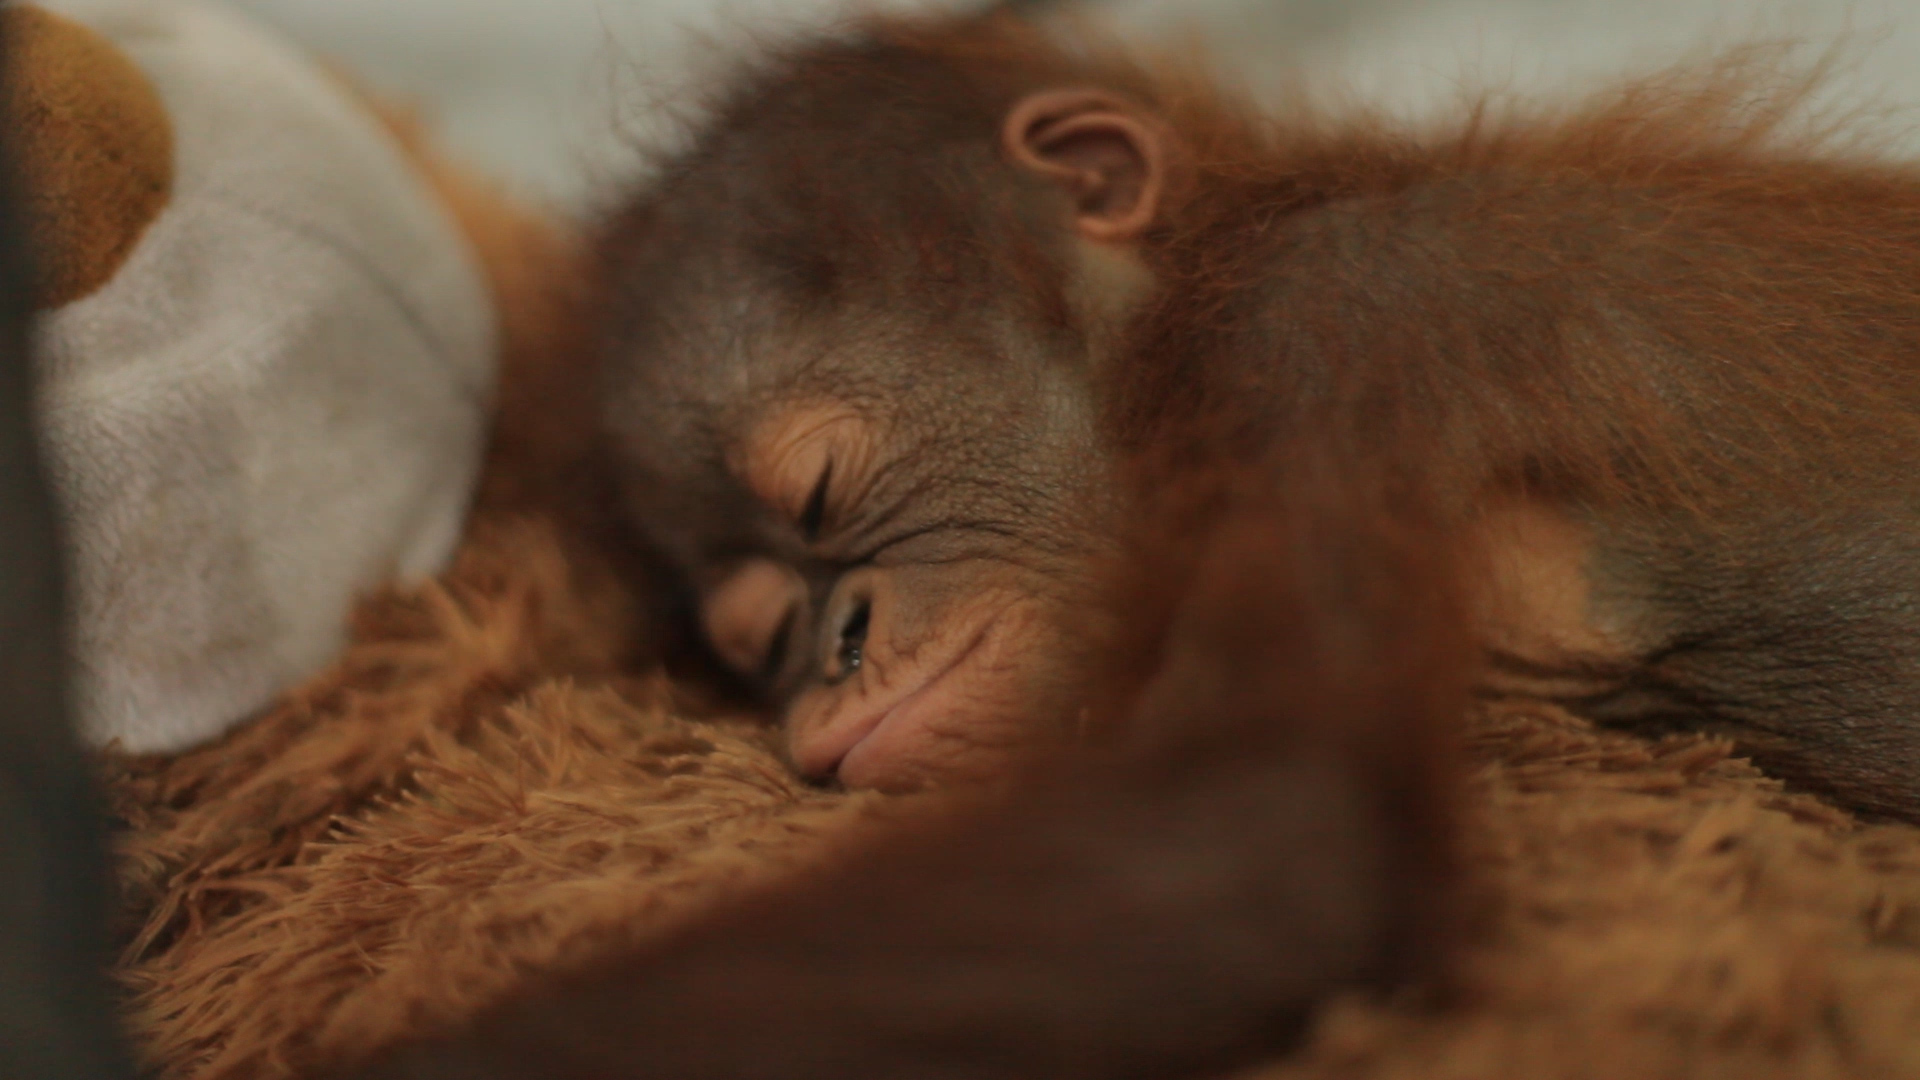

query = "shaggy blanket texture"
[100,489,1920,1080]
[97,178,1920,1080]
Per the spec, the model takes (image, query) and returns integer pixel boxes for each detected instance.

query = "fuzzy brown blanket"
[98,165,1920,1080]
[98,497,1920,1080]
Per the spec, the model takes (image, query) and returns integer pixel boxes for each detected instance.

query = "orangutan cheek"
[809,592,1081,791]
[832,693,1042,792]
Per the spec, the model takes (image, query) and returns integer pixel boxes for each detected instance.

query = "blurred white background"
[230,0,1920,211]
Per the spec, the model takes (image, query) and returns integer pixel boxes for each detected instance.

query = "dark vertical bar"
[0,16,133,1080]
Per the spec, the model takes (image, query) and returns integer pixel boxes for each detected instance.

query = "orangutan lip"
[794,621,992,779]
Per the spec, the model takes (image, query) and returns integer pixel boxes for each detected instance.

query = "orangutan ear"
[1002,89,1168,242]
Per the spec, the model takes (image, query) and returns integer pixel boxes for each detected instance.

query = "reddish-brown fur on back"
[827,19,1920,517]
[1107,48,1920,516]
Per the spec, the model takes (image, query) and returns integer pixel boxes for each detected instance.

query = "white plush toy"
[10,0,496,753]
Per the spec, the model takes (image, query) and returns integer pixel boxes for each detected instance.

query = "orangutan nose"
[703,559,806,682]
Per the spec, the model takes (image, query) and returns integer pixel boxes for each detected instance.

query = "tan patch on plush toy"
[3,4,172,308]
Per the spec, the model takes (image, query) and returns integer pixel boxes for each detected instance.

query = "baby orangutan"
[325,6,1920,1080]
[599,10,1920,819]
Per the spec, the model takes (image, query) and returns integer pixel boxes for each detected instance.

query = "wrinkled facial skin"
[601,263,1114,790]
